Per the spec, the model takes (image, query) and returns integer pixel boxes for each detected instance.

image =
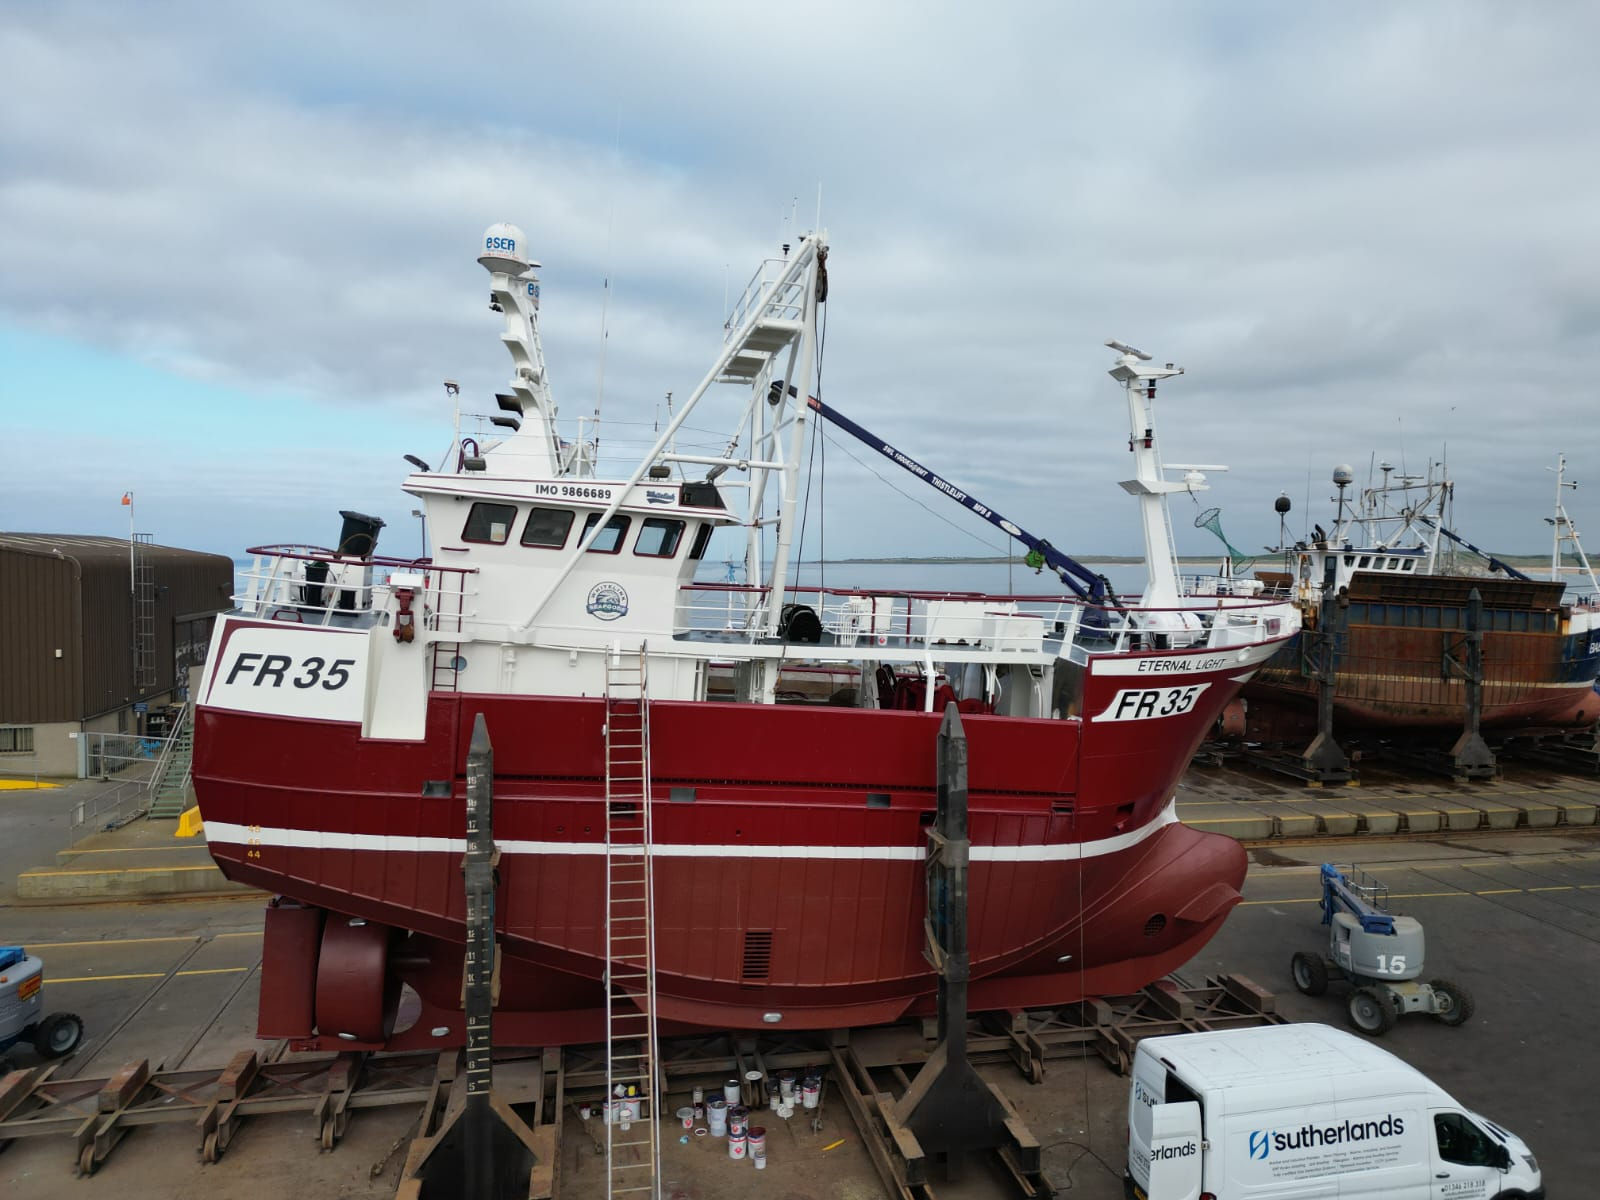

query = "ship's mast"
[478,222,569,477]
[1107,343,1220,609]
[1548,453,1600,593]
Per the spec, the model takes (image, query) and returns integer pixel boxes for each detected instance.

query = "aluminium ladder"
[603,644,660,1200]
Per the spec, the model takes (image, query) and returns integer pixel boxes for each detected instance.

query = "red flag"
[120,492,131,506]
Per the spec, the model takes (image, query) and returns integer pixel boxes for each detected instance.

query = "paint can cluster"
[669,1065,825,1166]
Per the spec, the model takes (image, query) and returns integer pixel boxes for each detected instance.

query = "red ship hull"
[195,643,1277,1050]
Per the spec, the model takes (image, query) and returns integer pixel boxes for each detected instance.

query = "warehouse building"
[0,533,234,777]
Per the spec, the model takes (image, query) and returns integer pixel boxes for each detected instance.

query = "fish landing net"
[1194,506,1255,573]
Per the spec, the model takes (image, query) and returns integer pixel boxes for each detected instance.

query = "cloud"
[2,1,1599,566]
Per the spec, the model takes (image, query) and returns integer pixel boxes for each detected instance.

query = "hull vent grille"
[741,930,773,980]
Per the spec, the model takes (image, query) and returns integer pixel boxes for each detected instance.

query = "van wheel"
[1347,986,1398,1036]
[1429,978,1474,1027]
[1291,952,1328,996]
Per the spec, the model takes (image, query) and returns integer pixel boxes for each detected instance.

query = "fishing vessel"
[192,224,1297,1051]
[1243,459,1600,739]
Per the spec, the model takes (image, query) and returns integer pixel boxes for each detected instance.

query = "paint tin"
[802,1074,821,1110]
[693,1104,704,1121]
[729,1105,748,1137]
[692,1086,704,1106]
[677,1107,694,1130]
[723,1078,741,1104]
[778,1070,797,1101]
[767,1080,780,1111]
[707,1098,727,1136]
[748,1126,766,1160]
[728,1131,747,1160]
[755,1156,767,1170]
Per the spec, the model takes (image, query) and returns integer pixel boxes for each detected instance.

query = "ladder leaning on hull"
[603,643,660,1200]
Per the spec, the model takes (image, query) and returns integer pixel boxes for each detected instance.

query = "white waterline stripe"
[205,804,1177,864]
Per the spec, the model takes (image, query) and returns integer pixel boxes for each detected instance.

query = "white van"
[1126,1023,1542,1200]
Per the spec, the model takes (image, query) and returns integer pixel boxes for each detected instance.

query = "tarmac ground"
[3,764,1599,1198]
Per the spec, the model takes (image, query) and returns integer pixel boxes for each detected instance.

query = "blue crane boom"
[797,390,1111,601]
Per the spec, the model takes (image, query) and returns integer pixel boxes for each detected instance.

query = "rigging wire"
[591,106,623,459]
[816,426,1010,556]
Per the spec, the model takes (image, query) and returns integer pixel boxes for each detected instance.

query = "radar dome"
[478,222,529,274]
[1333,465,1355,487]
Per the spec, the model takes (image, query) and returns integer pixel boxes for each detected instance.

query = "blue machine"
[1290,864,1474,1036]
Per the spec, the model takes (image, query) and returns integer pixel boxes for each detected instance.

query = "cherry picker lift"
[1290,864,1474,1036]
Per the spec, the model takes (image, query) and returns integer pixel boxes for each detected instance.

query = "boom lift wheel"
[1428,978,1475,1027]
[33,1011,83,1059]
[1290,951,1328,996]
[1347,986,1398,1036]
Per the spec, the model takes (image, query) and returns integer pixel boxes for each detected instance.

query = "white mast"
[1548,453,1600,593]
[478,223,565,477]
[1107,342,1220,609]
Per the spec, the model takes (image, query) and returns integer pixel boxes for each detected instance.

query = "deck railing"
[674,582,1293,659]
[234,545,478,631]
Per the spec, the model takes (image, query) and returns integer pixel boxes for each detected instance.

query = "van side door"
[1428,1110,1507,1198]
[1146,1101,1203,1200]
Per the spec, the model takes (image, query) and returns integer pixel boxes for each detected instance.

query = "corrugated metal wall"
[1,539,234,724]
[0,547,81,723]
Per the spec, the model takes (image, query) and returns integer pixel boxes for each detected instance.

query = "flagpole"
[124,491,134,595]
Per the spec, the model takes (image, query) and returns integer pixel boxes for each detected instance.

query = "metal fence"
[68,732,164,838]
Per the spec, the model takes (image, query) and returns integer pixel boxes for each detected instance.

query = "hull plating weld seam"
[205,801,1180,862]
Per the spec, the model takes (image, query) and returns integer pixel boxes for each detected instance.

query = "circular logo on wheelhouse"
[586,582,629,621]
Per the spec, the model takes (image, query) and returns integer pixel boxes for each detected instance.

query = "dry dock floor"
[3,766,1600,1197]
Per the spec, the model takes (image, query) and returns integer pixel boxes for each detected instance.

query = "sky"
[3,1,1599,571]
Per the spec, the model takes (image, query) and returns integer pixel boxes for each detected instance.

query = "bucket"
[729,1105,749,1137]
[676,1106,694,1130]
[802,1074,821,1110]
[707,1098,727,1136]
[723,1079,741,1105]
[767,1080,780,1111]
[748,1126,767,1160]
[728,1131,747,1160]
[755,1156,767,1170]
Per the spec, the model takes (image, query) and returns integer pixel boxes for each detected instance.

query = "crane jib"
[802,394,1107,601]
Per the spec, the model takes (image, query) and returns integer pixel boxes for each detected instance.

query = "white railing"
[723,256,808,343]
[674,582,1295,663]
[234,545,477,630]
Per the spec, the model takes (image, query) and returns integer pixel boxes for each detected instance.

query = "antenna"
[1105,339,1152,360]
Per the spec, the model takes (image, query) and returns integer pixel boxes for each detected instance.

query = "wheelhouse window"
[521,507,574,549]
[635,517,685,558]
[462,502,518,545]
[581,512,630,554]
[688,523,713,561]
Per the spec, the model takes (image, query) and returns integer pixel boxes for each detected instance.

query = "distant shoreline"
[815,553,1567,568]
